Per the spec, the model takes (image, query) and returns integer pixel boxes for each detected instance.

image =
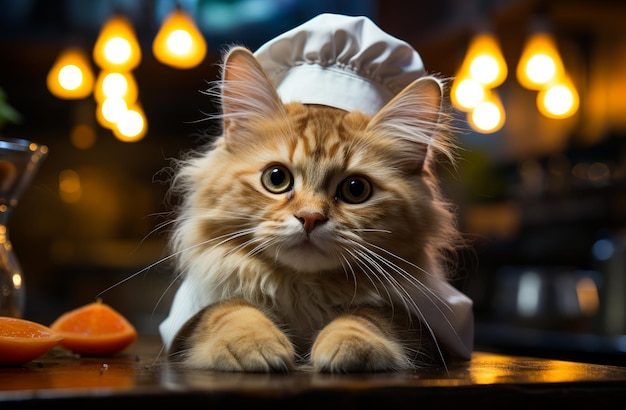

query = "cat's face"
[199,104,439,273]
[175,47,456,278]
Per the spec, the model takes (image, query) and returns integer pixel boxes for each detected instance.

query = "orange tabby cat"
[160,45,470,373]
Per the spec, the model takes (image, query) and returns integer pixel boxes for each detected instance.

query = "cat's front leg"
[184,299,295,372]
[310,309,410,373]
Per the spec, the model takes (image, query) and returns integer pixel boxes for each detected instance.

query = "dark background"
[1,0,625,364]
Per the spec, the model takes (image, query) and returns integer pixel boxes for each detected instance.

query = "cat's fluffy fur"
[164,46,463,373]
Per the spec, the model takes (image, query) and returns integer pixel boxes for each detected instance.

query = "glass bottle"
[0,137,47,318]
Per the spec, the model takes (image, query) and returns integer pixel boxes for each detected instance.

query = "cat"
[158,45,471,373]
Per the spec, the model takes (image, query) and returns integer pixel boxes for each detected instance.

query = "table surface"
[2,335,626,409]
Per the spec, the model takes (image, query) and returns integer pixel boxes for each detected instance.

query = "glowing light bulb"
[153,8,207,69]
[537,76,579,119]
[93,14,141,71]
[462,33,508,88]
[96,97,128,129]
[47,48,94,99]
[468,90,505,133]
[451,77,485,111]
[526,54,556,85]
[12,273,22,289]
[102,72,128,97]
[58,65,83,90]
[113,103,147,142]
[470,55,500,86]
[103,37,132,65]
[517,32,563,90]
[94,71,138,104]
[167,30,193,55]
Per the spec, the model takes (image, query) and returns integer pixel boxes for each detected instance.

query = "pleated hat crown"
[254,13,426,116]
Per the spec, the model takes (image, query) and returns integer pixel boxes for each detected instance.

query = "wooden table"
[1,336,626,409]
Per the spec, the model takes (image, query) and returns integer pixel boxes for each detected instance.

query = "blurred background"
[0,0,625,365]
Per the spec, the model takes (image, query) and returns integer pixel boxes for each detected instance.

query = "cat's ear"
[220,46,286,148]
[366,76,448,172]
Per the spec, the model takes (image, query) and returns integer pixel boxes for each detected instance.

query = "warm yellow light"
[93,70,138,104]
[96,97,128,129]
[517,32,564,90]
[468,90,505,133]
[470,55,499,85]
[47,48,94,99]
[168,30,193,55]
[537,76,579,119]
[104,37,131,65]
[102,97,128,123]
[93,14,141,71]
[113,103,147,142]
[12,273,22,289]
[576,277,599,316]
[70,123,97,150]
[59,169,82,203]
[451,77,485,111]
[103,72,127,97]
[461,33,508,88]
[58,65,83,90]
[526,54,556,84]
[153,8,207,69]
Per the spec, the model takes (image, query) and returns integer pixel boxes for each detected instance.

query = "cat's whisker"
[230,236,277,260]
[207,228,257,249]
[340,242,450,370]
[360,240,455,313]
[366,241,439,279]
[151,268,188,318]
[95,252,180,300]
[353,242,430,307]
[97,228,256,299]
[134,218,180,252]
[193,208,256,220]
[127,212,184,258]
[339,234,415,301]
[345,248,393,305]
[352,246,416,318]
[338,253,359,303]
[248,238,281,259]
[351,228,392,235]
[342,237,453,372]
[358,240,462,344]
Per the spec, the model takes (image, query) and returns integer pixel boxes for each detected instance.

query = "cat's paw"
[185,302,294,372]
[310,314,409,373]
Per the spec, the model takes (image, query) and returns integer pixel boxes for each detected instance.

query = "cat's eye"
[337,176,372,204]
[261,164,293,194]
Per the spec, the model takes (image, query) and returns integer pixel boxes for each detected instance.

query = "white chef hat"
[253,13,426,116]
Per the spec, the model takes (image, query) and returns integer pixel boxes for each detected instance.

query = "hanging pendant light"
[517,32,564,90]
[451,30,507,115]
[451,76,486,112]
[93,14,141,71]
[96,96,127,130]
[152,6,207,69]
[461,32,508,89]
[536,75,579,119]
[46,48,94,99]
[468,89,506,134]
[93,70,138,105]
[113,102,147,142]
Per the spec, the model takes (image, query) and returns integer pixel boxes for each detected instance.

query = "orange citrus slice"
[0,316,64,366]
[50,300,137,356]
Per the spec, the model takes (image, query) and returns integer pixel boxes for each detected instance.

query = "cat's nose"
[295,211,327,234]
